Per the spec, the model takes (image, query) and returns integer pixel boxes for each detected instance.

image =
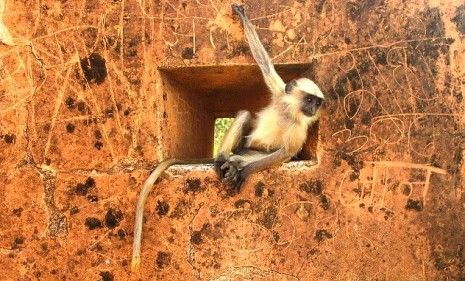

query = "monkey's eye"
[306,96,313,103]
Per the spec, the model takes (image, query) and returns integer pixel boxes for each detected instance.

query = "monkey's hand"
[231,4,246,18]
[214,152,229,180]
[221,155,247,194]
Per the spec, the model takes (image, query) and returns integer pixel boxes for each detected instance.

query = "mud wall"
[0,0,464,280]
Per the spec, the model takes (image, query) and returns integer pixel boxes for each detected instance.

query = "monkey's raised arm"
[232,4,286,97]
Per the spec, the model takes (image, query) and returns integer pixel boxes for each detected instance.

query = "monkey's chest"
[247,118,309,154]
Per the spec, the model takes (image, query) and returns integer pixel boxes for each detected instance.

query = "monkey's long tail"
[131,158,213,272]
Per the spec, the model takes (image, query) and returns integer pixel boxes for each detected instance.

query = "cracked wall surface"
[0,0,464,280]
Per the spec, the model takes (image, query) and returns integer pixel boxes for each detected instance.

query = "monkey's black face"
[301,95,324,117]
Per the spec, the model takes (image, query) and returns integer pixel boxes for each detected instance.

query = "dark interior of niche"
[159,63,319,161]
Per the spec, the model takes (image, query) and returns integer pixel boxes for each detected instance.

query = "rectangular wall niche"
[159,63,319,161]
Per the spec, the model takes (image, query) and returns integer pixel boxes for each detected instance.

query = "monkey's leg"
[223,148,293,193]
[214,110,252,179]
[232,4,285,97]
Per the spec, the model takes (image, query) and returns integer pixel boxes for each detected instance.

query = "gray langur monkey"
[131,4,325,272]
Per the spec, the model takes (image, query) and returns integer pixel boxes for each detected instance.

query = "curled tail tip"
[131,258,141,273]
[231,4,245,17]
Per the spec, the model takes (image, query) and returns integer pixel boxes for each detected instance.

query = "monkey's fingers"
[224,177,242,196]
[222,177,232,185]
[225,165,239,178]
[233,173,246,193]
[215,165,225,179]
[220,163,232,180]
[220,162,230,171]
[223,171,239,186]
[223,170,237,184]
[214,154,229,179]
[224,169,244,190]
[224,171,238,183]
[224,170,233,179]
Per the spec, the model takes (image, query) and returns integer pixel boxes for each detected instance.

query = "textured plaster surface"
[0,0,464,280]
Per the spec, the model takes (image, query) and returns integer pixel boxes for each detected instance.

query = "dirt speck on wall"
[0,0,464,280]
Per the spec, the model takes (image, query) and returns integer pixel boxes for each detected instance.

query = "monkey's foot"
[221,159,246,195]
[231,4,245,17]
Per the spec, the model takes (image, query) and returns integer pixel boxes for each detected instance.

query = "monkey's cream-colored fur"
[247,107,316,154]
[248,78,321,154]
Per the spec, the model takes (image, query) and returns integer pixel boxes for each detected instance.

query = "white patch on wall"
[0,0,14,46]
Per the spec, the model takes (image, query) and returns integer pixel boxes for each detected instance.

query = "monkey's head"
[284,78,325,118]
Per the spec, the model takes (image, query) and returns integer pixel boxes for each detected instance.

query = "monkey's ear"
[285,80,297,94]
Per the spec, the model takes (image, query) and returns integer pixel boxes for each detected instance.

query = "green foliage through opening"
[213,118,234,156]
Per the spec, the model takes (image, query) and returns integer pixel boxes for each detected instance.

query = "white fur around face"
[296,78,324,99]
